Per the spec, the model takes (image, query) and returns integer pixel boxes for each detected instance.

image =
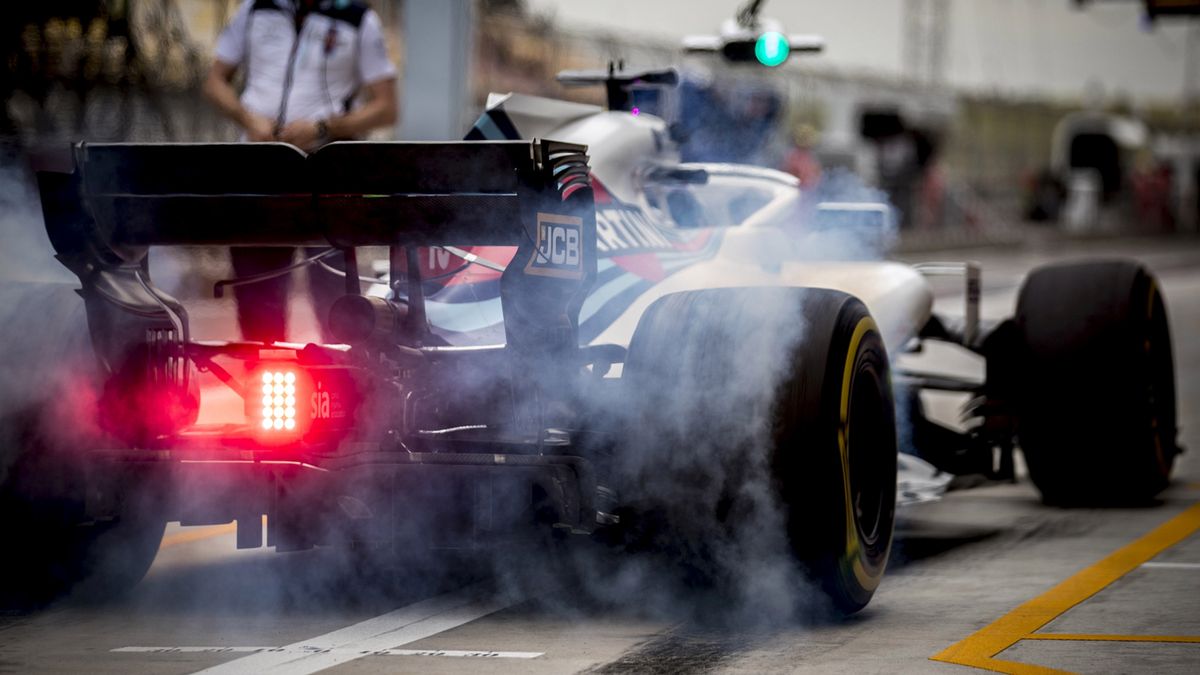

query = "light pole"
[398,0,474,141]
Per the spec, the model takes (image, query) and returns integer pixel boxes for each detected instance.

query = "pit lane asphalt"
[2,235,1199,674]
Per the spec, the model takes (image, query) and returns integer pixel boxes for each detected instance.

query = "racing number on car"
[525,212,583,279]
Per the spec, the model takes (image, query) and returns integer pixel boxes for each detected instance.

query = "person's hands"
[278,119,323,151]
[242,112,276,143]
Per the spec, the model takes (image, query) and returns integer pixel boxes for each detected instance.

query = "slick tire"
[622,287,897,615]
[1,420,165,608]
[1015,260,1178,505]
[65,503,166,602]
[3,500,164,608]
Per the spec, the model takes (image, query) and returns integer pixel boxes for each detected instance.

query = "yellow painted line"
[932,501,1200,674]
[158,516,266,550]
[1022,634,1200,644]
[159,523,237,549]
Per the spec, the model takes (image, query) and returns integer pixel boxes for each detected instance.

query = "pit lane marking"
[1019,634,1200,644]
[1141,561,1200,570]
[159,524,237,549]
[931,500,1200,674]
[114,646,542,659]
[192,581,513,674]
[158,516,267,550]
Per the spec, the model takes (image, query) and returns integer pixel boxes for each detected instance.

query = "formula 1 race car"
[11,68,1178,614]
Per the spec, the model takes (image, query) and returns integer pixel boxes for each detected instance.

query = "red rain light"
[248,366,311,440]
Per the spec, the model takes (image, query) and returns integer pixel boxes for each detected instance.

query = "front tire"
[1015,260,1178,505]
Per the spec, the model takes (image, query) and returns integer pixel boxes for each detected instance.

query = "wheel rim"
[846,354,892,550]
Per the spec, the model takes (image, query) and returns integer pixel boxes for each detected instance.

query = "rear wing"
[35,140,597,356]
[41,140,591,248]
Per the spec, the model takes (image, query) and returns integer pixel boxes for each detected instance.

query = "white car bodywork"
[464,92,934,357]
[413,92,949,505]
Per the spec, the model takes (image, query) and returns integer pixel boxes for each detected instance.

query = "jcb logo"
[525,212,583,279]
[311,384,331,419]
[538,223,579,266]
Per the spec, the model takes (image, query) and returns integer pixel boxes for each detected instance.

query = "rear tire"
[3,498,164,608]
[621,287,897,615]
[1015,260,1178,505]
[1,419,164,608]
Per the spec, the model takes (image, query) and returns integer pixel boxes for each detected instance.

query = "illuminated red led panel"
[248,366,312,438]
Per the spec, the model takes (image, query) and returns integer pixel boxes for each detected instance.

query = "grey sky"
[524,0,1195,103]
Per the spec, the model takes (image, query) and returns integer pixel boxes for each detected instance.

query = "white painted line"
[191,581,513,675]
[1141,561,1200,570]
[378,648,541,659]
[117,647,272,654]
[115,646,542,659]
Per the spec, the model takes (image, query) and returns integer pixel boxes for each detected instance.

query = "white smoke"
[0,148,97,486]
[0,125,904,636]
[483,167,901,627]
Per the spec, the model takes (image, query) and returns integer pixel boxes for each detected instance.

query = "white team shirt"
[214,0,396,129]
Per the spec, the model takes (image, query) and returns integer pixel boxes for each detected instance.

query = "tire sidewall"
[620,287,897,615]
[777,295,896,613]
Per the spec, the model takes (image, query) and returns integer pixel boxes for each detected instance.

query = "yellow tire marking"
[1022,634,1200,644]
[838,315,879,590]
[931,500,1200,673]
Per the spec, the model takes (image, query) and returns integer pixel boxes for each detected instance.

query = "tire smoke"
[1,139,904,639]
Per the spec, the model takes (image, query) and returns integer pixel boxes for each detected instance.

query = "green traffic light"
[754,31,790,67]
